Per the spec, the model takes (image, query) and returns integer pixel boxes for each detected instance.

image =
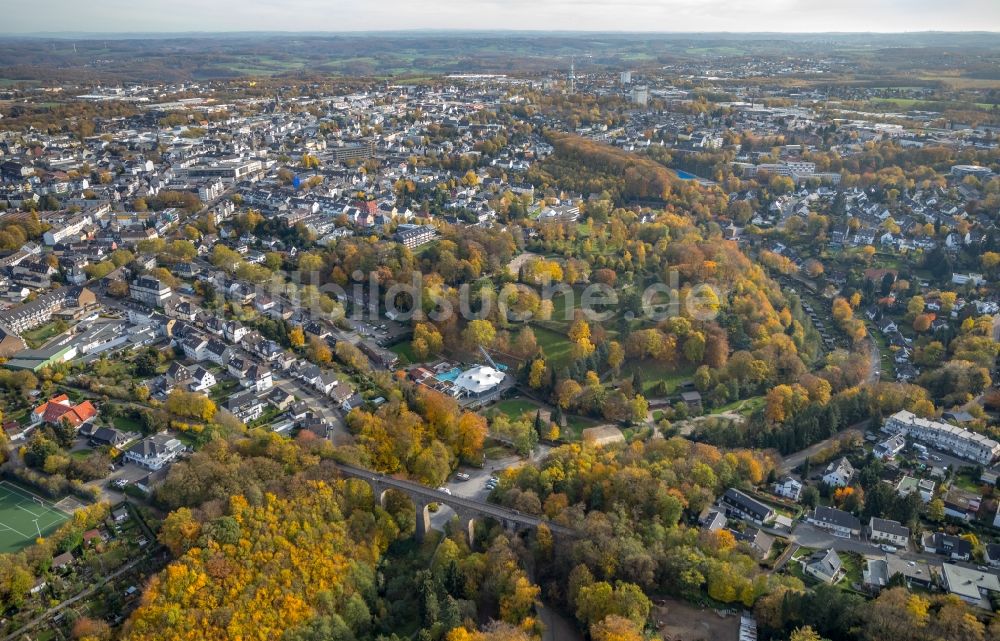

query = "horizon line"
[1,28,1000,38]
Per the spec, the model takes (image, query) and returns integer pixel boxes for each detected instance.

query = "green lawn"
[491,398,542,421]
[531,325,574,368]
[209,378,241,402]
[619,360,694,396]
[113,414,143,432]
[544,288,581,327]
[952,472,985,494]
[249,406,284,429]
[21,320,67,349]
[560,413,601,441]
[390,341,419,365]
[839,552,865,591]
[487,397,597,442]
[70,449,93,460]
[711,396,764,416]
[484,441,517,460]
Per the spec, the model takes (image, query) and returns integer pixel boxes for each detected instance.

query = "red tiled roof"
[33,396,97,428]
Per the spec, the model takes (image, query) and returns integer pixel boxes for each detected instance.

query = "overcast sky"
[4,0,1000,34]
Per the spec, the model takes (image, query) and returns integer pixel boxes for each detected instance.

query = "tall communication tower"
[569,62,576,95]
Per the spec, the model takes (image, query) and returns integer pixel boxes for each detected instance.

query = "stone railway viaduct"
[335,463,577,542]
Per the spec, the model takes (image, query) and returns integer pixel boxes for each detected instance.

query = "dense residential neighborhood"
[0,26,996,641]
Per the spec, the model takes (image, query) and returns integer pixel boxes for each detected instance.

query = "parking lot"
[347,318,411,346]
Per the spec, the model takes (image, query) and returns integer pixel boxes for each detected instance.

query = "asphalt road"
[865,335,881,384]
[777,426,866,474]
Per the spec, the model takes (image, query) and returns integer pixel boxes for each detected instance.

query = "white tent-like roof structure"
[453,365,505,395]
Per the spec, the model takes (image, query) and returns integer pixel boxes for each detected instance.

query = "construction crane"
[479,345,500,370]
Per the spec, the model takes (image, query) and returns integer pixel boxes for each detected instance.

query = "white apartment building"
[883,410,1000,464]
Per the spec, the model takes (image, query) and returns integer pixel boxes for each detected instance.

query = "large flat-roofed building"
[883,410,1000,464]
[185,158,263,183]
[941,563,1000,609]
[5,342,78,371]
[951,165,993,179]
[394,224,436,249]
[329,141,375,163]
[756,161,816,177]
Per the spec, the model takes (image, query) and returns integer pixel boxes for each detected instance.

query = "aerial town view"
[0,2,998,641]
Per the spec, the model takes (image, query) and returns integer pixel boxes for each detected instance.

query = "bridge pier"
[455,512,476,548]
[414,500,431,541]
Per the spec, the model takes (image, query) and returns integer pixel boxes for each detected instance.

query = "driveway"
[87,461,154,503]
[788,522,881,555]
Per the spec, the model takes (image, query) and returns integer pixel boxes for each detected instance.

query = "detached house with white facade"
[822,457,854,487]
[869,517,910,548]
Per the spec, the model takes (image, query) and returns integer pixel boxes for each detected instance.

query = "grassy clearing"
[491,398,542,420]
[560,413,601,441]
[484,441,517,460]
[209,378,241,402]
[619,360,694,396]
[113,414,142,432]
[532,325,574,368]
[21,320,67,349]
[711,396,764,416]
[390,341,419,365]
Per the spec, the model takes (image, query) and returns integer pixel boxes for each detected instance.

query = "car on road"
[437,487,452,495]
[455,472,471,481]
[880,544,897,553]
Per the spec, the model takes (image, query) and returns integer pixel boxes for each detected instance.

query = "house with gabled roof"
[805,548,843,584]
[204,339,231,365]
[180,335,209,362]
[721,488,775,526]
[125,432,185,470]
[922,531,972,561]
[225,390,265,423]
[807,506,861,538]
[822,457,854,487]
[188,366,217,393]
[869,517,910,548]
[31,394,98,429]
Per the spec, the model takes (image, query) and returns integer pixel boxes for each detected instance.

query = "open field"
[0,482,70,553]
[21,320,67,349]
[653,598,740,641]
[620,360,694,396]
[390,341,419,365]
[491,398,542,420]
[532,325,574,368]
[869,97,997,111]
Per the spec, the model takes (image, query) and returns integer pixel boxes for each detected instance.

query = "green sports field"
[0,482,70,553]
